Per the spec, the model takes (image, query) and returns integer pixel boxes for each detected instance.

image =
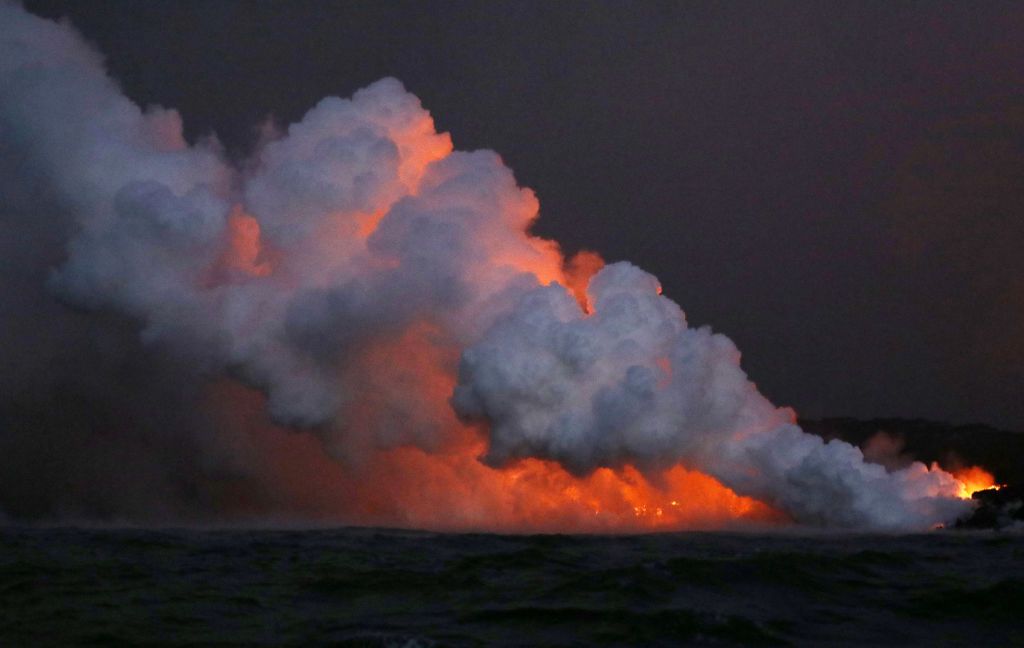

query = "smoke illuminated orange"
[204,311,786,533]
[193,139,784,531]
[562,249,605,313]
[216,206,273,279]
[195,114,975,534]
[950,465,1003,499]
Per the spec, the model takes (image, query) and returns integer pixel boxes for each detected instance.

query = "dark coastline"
[801,417,1024,488]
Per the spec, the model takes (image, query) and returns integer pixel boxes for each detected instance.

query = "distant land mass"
[801,417,1024,488]
[801,417,1024,529]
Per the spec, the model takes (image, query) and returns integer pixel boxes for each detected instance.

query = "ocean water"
[1,527,1022,646]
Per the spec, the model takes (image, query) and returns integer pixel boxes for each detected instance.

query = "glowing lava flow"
[205,314,786,533]
[950,465,1003,499]
[211,388,786,532]
[198,140,971,533]
[194,94,979,533]
[346,313,787,532]
[0,6,993,531]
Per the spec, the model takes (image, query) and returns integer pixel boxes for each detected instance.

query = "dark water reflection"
[1,527,1022,645]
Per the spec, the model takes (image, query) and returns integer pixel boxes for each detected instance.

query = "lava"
[950,465,1003,499]
[209,378,784,532]
[0,4,984,531]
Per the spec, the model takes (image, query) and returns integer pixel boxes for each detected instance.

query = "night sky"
[20,0,1024,429]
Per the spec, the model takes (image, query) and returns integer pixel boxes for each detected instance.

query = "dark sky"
[22,0,1024,429]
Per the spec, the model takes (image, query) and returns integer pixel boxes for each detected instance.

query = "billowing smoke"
[453,263,969,529]
[0,3,972,531]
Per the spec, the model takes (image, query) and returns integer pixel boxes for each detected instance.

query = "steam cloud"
[0,3,971,530]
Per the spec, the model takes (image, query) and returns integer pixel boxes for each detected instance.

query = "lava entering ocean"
[950,465,1003,500]
[0,3,990,531]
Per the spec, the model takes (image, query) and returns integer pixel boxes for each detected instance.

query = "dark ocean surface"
[1,527,1022,646]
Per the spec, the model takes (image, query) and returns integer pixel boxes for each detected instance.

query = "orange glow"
[216,206,273,279]
[195,127,784,533]
[203,318,785,533]
[342,320,782,531]
[392,114,453,191]
[350,441,785,533]
[655,356,672,388]
[369,111,452,235]
[489,235,566,288]
[355,206,389,239]
[563,250,605,313]
[951,465,1003,499]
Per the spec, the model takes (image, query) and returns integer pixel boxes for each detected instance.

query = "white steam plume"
[453,263,970,529]
[0,2,971,530]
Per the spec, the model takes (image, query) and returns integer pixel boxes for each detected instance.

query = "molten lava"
[210,378,784,532]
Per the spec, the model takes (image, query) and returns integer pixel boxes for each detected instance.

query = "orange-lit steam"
[222,207,273,278]
[2,5,981,532]
[194,112,973,533]
[207,380,782,532]
[563,250,605,313]
[359,445,785,533]
[950,465,1003,499]
[281,306,778,532]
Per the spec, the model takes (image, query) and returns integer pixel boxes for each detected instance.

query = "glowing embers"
[950,465,1004,499]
